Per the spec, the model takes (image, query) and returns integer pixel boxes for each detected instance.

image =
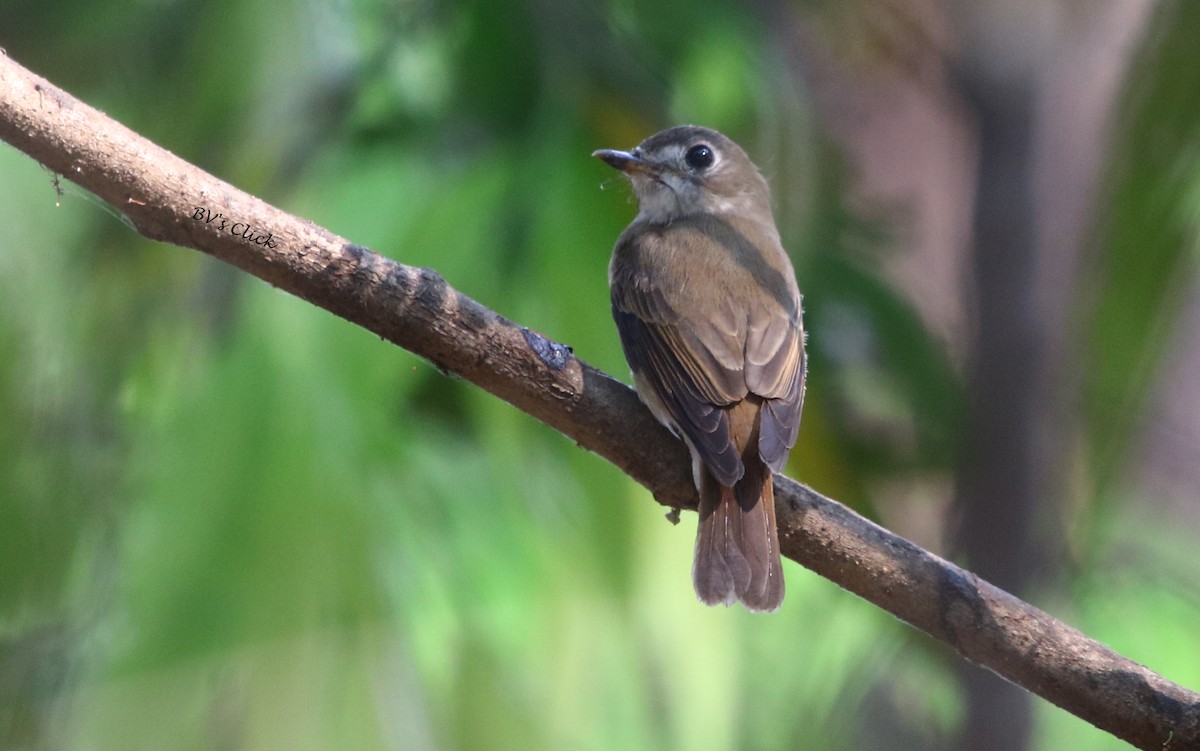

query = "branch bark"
[1,51,1196,750]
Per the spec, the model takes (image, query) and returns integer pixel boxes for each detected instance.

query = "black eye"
[684,143,715,171]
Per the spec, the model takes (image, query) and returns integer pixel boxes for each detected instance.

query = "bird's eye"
[684,143,715,171]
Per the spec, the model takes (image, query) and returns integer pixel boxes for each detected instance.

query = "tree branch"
[1,51,1195,750]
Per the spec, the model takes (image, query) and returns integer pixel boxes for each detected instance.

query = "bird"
[594,125,806,612]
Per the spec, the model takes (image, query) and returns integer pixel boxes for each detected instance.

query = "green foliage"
[1080,0,1200,492]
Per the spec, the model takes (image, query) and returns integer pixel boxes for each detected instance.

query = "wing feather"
[610,220,806,484]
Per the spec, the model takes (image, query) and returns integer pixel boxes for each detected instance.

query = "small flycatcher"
[595,125,806,612]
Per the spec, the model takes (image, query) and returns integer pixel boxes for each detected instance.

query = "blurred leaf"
[1080,0,1200,492]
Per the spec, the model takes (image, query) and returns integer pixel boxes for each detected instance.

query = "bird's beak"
[593,148,659,176]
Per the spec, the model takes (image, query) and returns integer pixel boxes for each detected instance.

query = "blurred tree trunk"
[953,5,1155,749]
[952,37,1043,751]
[765,0,1157,747]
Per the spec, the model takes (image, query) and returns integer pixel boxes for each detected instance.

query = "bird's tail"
[693,458,784,612]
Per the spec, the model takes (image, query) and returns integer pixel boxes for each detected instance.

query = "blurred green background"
[2,0,1199,749]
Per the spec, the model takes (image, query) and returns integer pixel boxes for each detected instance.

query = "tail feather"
[693,459,784,613]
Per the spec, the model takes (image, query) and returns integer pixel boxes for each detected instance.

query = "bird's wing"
[611,220,806,482]
[612,292,745,486]
[743,308,805,473]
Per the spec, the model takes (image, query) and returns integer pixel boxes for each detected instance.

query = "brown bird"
[595,125,806,612]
